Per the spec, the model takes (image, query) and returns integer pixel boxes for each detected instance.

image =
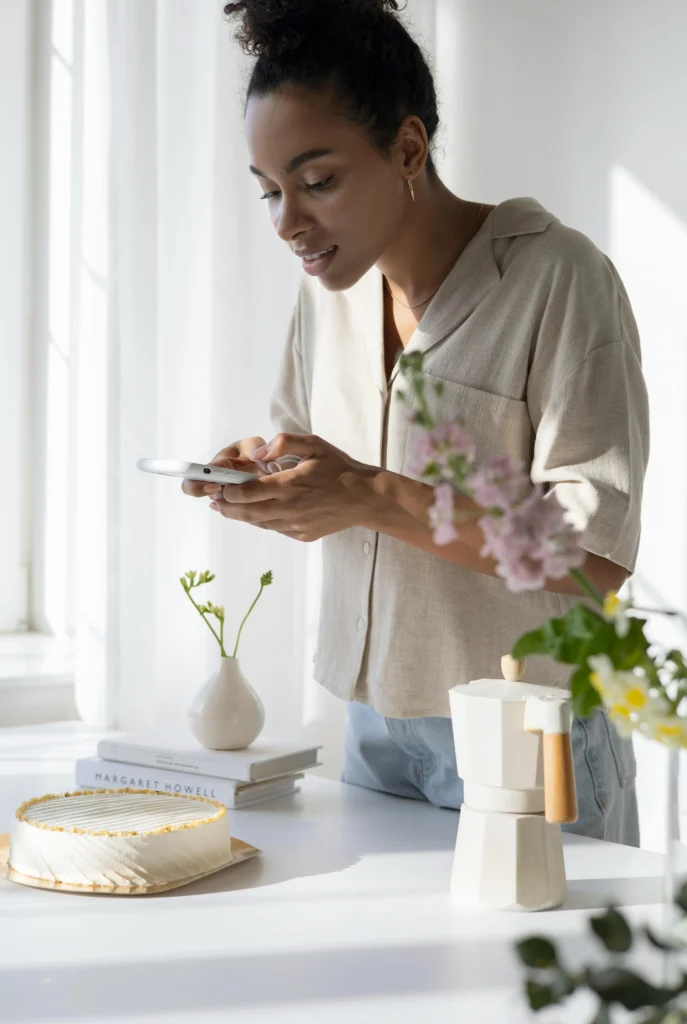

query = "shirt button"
[363,542,371,555]
[357,617,365,632]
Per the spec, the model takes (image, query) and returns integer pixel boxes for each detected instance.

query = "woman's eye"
[260,174,334,201]
[306,175,334,191]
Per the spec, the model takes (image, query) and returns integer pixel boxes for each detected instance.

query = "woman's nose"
[274,197,310,243]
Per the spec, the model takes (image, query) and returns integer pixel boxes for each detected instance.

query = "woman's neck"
[377,176,484,314]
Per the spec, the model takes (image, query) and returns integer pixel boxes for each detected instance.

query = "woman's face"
[245,85,409,291]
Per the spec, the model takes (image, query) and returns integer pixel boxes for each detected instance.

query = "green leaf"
[591,1005,612,1024]
[433,380,445,397]
[674,880,687,914]
[645,926,686,952]
[585,967,677,1010]
[512,618,566,660]
[571,663,602,718]
[610,616,651,670]
[260,570,274,587]
[566,602,606,639]
[400,351,425,373]
[636,1012,682,1024]
[511,604,606,665]
[590,907,633,953]
[515,936,559,969]
[525,979,558,1011]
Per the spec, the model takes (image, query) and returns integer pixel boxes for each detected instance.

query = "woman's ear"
[393,115,430,181]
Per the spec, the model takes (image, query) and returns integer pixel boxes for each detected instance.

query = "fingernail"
[251,446,268,461]
[209,502,218,511]
[204,484,221,494]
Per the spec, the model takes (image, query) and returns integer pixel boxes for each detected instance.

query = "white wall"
[402,0,687,849]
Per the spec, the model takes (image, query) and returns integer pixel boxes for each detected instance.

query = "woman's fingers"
[181,437,267,497]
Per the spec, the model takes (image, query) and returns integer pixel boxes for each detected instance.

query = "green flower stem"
[417,389,433,427]
[408,370,434,428]
[184,586,227,657]
[568,567,604,608]
[232,582,265,659]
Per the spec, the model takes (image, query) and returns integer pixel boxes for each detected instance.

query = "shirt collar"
[343,197,556,395]
[489,196,557,239]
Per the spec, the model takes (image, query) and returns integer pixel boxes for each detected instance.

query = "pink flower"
[429,483,459,545]
[408,421,476,481]
[479,487,586,592]
[467,455,530,510]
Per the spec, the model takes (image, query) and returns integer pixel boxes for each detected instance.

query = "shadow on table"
[564,875,663,910]
[157,782,460,898]
[0,935,541,1020]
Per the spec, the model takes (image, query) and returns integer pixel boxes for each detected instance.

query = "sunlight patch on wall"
[609,164,687,650]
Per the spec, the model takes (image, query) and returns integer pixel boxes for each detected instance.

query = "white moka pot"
[187,656,265,750]
[449,655,578,911]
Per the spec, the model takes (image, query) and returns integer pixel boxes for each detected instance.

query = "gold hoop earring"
[407,177,415,203]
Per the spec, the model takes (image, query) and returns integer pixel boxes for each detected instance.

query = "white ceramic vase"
[187,657,265,750]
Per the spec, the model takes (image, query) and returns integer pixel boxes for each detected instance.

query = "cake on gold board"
[0,788,260,895]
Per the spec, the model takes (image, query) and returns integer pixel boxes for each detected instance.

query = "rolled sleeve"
[529,340,650,573]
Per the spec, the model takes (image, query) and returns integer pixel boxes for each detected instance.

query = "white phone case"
[137,459,258,485]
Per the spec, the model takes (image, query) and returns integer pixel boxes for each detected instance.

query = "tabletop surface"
[0,721,675,1024]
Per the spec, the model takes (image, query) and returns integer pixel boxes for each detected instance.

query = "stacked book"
[75,734,322,808]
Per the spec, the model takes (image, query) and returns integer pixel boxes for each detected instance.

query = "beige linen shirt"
[269,197,650,719]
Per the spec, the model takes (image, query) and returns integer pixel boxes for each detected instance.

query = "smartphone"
[137,459,259,485]
[137,456,303,485]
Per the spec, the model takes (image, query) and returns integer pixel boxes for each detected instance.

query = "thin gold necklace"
[384,202,486,310]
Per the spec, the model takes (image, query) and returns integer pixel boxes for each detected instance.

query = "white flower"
[588,653,683,745]
[602,591,633,638]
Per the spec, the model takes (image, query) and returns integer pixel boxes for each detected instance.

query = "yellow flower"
[640,715,687,748]
[603,591,621,618]
[588,655,646,705]
[608,704,635,738]
[588,654,658,740]
[625,685,649,710]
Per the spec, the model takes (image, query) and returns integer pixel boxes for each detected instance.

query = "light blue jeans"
[341,701,640,846]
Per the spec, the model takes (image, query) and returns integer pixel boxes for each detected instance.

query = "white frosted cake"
[9,788,232,888]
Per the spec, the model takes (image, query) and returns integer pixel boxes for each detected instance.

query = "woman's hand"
[181,437,268,498]
[207,432,379,542]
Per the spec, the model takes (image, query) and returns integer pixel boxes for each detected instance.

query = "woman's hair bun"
[224,0,402,59]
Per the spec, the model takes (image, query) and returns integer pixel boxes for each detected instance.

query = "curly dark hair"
[223,0,440,175]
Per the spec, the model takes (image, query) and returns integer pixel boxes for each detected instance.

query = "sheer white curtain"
[73,0,340,766]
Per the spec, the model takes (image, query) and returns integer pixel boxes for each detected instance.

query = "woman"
[183,0,650,845]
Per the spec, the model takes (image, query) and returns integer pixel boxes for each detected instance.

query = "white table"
[0,722,676,1023]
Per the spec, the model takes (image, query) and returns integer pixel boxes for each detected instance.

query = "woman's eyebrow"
[249,147,335,178]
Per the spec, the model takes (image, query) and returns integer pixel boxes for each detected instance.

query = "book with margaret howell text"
[75,756,306,808]
[96,732,322,782]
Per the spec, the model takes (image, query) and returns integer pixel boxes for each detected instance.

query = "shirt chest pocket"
[399,375,535,477]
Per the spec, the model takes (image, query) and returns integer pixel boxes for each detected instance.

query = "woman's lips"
[299,245,338,276]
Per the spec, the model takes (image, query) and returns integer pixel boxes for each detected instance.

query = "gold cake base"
[0,832,260,895]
